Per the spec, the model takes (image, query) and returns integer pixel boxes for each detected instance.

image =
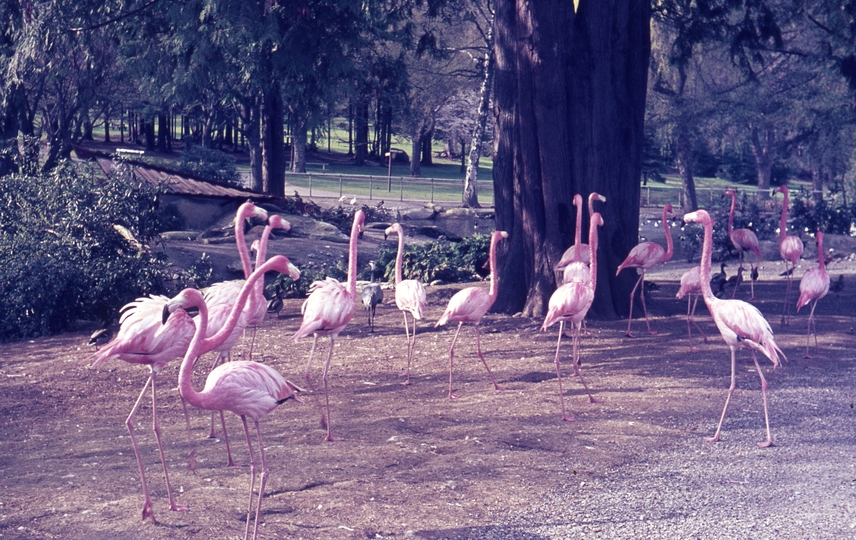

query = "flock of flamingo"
[87,187,832,537]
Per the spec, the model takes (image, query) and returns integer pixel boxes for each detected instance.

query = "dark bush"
[370,233,491,285]
[177,144,239,185]
[0,161,175,341]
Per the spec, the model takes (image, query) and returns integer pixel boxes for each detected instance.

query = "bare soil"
[2,229,856,539]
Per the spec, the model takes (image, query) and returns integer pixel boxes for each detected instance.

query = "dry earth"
[2,216,856,540]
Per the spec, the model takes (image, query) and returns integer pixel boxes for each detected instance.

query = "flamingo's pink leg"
[321,339,339,441]
[751,351,774,448]
[625,274,645,337]
[240,416,257,540]
[553,322,574,422]
[571,322,598,403]
[447,322,464,399]
[149,373,188,513]
[706,348,738,443]
[250,420,269,540]
[126,375,157,523]
[474,325,505,391]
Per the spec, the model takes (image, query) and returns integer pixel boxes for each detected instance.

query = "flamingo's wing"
[618,242,666,272]
[731,229,761,255]
[797,268,830,311]
[203,280,245,306]
[292,280,355,339]
[541,282,594,330]
[676,267,701,299]
[556,243,591,270]
[710,298,785,365]
[436,287,492,326]
[396,279,426,319]
[780,235,804,265]
[202,361,294,420]
[562,262,591,285]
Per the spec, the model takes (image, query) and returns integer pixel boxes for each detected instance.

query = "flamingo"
[684,209,785,448]
[773,185,804,325]
[245,214,291,357]
[616,203,674,337]
[293,209,365,441]
[202,204,277,461]
[88,294,196,523]
[796,231,830,358]
[435,230,508,399]
[724,189,762,299]
[385,223,428,385]
[163,255,302,540]
[361,261,384,332]
[541,212,604,421]
[676,266,709,352]
[556,192,607,271]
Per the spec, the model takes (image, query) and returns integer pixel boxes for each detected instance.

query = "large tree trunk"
[354,99,369,165]
[262,84,286,196]
[675,123,698,212]
[291,115,308,173]
[157,113,169,152]
[750,124,774,192]
[493,0,651,318]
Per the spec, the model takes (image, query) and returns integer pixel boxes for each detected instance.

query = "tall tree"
[492,0,651,318]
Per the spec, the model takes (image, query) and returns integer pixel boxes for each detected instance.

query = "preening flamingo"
[163,255,302,540]
[773,185,804,325]
[724,189,762,299]
[541,212,603,421]
[796,231,830,358]
[676,266,709,352]
[88,294,196,523]
[556,192,607,271]
[435,230,508,399]
[616,203,674,337]
[684,209,785,448]
[293,209,365,441]
[385,223,427,385]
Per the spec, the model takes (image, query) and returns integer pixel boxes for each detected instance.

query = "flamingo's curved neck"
[727,193,736,236]
[179,258,281,409]
[588,217,599,291]
[488,233,501,300]
[662,206,674,262]
[236,206,254,279]
[817,232,826,271]
[573,195,583,253]
[779,188,789,242]
[345,213,363,297]
[698,216,716,303]
[394,230,404,285]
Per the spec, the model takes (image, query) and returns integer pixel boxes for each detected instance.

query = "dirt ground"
[2,228,856,539]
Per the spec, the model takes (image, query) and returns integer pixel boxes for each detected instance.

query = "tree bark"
[238,98,263,192]
[675,123,698,211]
[262,83,286,196]
[291,115,308,173]
[750,124,774,192]
[354,99,369,165]
[464,23,495,209]
[493,0,651,318]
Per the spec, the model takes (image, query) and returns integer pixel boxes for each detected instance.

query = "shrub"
[0,161,174,341]
[370,233,491,284]
[177,144,239,185]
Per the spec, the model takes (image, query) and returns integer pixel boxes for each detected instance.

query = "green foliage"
[371,233,491,284]
[789,188,854,235]
[184,253,214,288]
[176,144,239,185]
[719,149,756,184]
[0,161,174,341]
[268,262,346,299]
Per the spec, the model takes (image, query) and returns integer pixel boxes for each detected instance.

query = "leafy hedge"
[0,161,175,342]
[372,233,491,284]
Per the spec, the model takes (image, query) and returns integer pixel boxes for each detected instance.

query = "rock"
[273,213,350,243]
[401,207,436,220]
[414,226,463,242]
[429,279,446,287]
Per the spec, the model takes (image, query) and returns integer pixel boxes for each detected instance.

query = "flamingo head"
[683,209,712,227]
[162,288,205,324]
[592,192,607,203]
[354,209,366,235]
[384,222,403,240]
[250,239,260,255]
[268,214,291,232]
[723,189,735,199]
[591,212,604,228]
[573,194,583,206]
[663,203,674,215]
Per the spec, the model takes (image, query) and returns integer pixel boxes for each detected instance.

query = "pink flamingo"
[385,223,427,385]
[245,214,291,358]
[88,294,196,523]
[676,266,709,352]
[556,192,607,271]
[616,203,674,337]
[293,209,365,441]
[163,255,302,540]
[773,185,804,325]
[435,230,508,399]
[796,231,830,358]
[724,189,762,299]
[541,212,603,421]
[684,209,785,448]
